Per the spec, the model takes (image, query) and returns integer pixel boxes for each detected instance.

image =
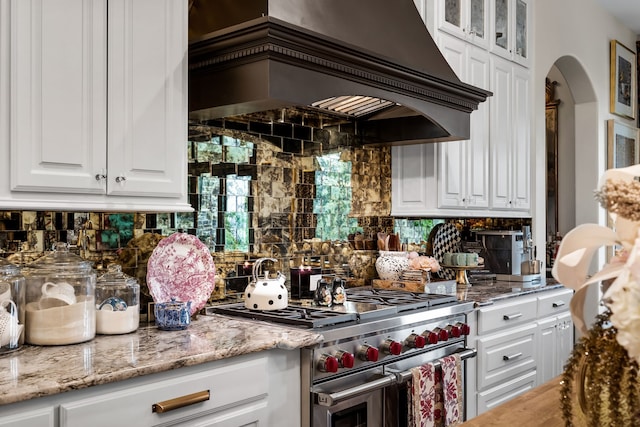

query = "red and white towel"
[408,354,463,427]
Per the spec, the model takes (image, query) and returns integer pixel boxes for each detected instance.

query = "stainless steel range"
[209,288,476,427]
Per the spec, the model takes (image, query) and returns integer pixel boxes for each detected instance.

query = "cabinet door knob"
[95,174,106,181]
[152,390,210,413]
[115,176,127,183]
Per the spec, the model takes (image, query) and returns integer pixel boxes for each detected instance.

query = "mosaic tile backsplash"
[0,117,529,310]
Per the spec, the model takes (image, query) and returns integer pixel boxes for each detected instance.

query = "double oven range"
[209,288,476,427]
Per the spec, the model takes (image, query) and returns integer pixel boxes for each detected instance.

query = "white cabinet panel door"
[10,0,107,194]
[107,0,187,198]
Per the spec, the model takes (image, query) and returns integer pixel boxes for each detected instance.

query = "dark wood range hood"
[188,0,492,146]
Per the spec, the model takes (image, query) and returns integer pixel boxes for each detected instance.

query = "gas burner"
[205,304,359,329]
[346,288,457,312]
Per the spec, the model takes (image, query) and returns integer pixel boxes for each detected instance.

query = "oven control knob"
[381,339,403,355]
[421,330,439,345]
[406,333,426,349]
[446,324,462,338]
[456,322,471,335]
[317,354,339,373]
[433,327,449,342]
[335,350,355,369]
[358,344,379,362]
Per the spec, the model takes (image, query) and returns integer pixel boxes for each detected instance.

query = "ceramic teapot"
[244,258,287,310]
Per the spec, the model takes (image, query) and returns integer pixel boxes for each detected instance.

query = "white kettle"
[244,258,288,310]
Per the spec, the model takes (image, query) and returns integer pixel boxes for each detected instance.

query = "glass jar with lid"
[95,264,140,334]
[23,243,96,345]
[0,257,25,352]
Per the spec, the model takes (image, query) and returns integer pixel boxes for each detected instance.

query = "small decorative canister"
[314,278,333,307]
[95,264,140,335]
[331,278,347,305]
[375,251,409,281]
[22,243,96,345]
[0,258,25,352]
[155,298,191,331]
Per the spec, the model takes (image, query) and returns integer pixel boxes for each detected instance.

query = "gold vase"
[561,311,640,426]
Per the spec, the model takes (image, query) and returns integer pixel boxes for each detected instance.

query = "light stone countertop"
[0,282,569,407]
[0,314,323,406]
[459,280,567,306]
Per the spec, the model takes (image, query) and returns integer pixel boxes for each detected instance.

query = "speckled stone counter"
[0,314,322,406]
[0,281,568,408]
[457,279,567,306]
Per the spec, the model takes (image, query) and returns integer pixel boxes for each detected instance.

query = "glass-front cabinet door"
[493,0,509,51]
[514,0,528,63]
[491,0,529,66]
[439,0,489,48]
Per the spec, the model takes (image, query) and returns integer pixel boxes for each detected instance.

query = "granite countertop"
[0,281,569,408]
[0,314,323,406]
[459,278,567,306]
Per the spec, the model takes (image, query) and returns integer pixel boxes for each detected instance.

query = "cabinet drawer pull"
[503,312,522,321]
[552,301,565,308]
[152,390,210,413]
[503,352,523,361]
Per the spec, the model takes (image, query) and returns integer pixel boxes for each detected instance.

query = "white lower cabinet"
[476,323,536,391]
[468,288,574,418]
[0,350,300,427]
[59,357,269,427]
[537,311,573,385]
[0,408,55,427]
[477,370,536,414]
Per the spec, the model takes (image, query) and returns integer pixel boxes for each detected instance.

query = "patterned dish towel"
[441,354,463,426]
[408,354,463,427]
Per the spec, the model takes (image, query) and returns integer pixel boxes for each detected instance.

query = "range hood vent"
[188,0,492,145]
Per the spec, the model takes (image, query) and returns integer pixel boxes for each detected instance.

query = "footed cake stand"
[440,264,476,287]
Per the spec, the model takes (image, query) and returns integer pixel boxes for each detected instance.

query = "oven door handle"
[314,373,396,407]
[392,347,478,384]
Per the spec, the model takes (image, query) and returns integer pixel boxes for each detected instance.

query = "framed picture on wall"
[607,119,639,169]
[610,40,637,120]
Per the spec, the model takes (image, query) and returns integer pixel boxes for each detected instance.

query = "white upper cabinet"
[10,0,108,195]
[107,0,186,199]
[391,144,440,216]
[391,8,532,219]
[437,0,490,49]
[489,55,530,212]
[4,0,190,211]
[490,0,529,66]
[437,34,490,210]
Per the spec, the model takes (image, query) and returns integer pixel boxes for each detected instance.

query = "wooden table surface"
[461,376,565,426]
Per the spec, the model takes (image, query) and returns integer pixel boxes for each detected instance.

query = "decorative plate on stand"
[147,233,216,316]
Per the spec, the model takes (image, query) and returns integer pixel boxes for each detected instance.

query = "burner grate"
[207,303,358,328]
[346,288,457,312]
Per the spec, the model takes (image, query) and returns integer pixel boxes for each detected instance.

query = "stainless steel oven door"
[311,347,477,427]
[312,370,391,427]
[313,386,383,427]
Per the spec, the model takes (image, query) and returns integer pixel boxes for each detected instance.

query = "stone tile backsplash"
[1,116,529,305]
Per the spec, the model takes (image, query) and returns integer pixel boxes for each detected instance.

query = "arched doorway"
[543,55,601,335]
